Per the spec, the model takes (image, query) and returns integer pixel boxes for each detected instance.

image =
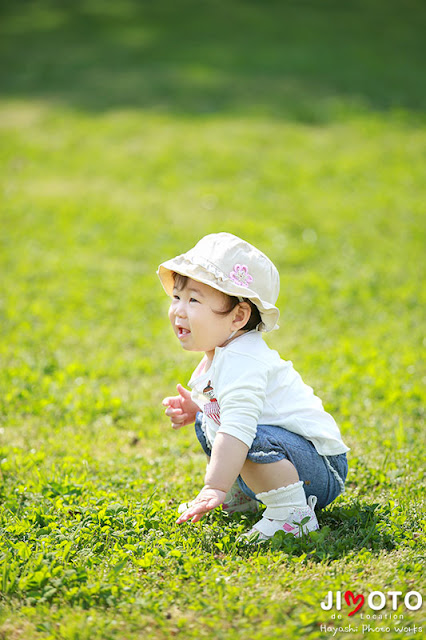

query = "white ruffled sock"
[256,481,307,520]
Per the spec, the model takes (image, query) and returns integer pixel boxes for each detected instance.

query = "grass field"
[0,1,425,638]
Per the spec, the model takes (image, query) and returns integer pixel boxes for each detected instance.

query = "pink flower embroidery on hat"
[229,264,253,288]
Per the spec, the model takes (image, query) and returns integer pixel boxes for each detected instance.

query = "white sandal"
[244,495,319,542]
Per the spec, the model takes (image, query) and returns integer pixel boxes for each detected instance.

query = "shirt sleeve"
[214,351,268,448]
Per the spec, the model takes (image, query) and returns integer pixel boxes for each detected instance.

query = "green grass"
[0,1,425,638]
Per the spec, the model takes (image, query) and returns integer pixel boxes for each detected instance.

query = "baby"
[158,232,348,541]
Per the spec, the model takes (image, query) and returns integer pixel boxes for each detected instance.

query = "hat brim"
[157,259,280,332]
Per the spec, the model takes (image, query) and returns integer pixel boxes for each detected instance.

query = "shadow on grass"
[1,0,425,121]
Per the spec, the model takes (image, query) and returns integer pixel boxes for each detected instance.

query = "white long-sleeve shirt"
[188,331,349,457]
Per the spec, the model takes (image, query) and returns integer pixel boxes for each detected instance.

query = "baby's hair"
[172,272,261,332]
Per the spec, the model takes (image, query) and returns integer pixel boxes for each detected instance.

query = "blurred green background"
[0,1,425,638]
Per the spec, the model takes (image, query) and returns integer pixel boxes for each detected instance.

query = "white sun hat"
[157,232,280,332]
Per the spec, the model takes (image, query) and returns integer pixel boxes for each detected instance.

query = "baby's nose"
[175,302,187,317]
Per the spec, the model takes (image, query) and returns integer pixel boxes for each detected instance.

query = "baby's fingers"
[171,415,188,430]
[162,395,181,408]
[164,406,188,429]
[176,503,207,524]
[164,406,183,418]
[176,384,192,399]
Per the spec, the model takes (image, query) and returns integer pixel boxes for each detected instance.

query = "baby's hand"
[176,487,227,523]
[162,384,199,430]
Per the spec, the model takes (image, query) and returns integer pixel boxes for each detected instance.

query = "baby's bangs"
[172,272,189,290]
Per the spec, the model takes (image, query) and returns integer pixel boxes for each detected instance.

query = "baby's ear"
[234,301,251,327]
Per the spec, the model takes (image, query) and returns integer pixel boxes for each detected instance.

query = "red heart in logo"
[344,591,365,616]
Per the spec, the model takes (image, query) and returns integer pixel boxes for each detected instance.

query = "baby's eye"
[173,294,180,301]
[189,297,199,303]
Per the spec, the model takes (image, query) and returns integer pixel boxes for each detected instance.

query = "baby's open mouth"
[178,327,190,338]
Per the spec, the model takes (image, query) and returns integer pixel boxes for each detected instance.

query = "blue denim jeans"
[194,413,348,509]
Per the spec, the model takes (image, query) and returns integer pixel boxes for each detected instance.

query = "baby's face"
[168,278,236,361]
